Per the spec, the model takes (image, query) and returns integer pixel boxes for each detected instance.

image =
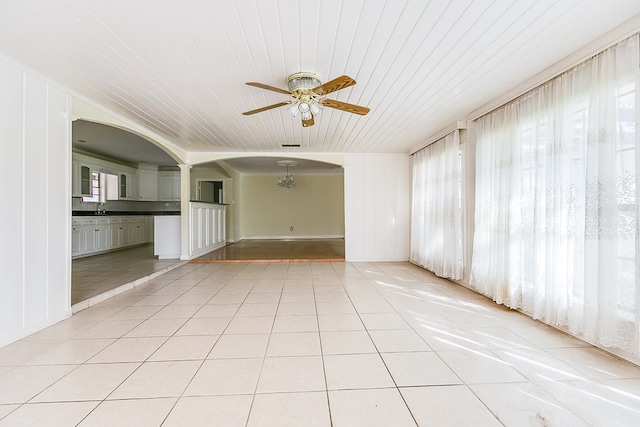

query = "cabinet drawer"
[109,217,121,224]
[97,217,109,225]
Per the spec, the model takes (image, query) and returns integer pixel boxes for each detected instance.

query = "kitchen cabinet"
[158,171,180,201]
[109,217,124,248]
[72,161,80,197]
[81,217,109,254]
[119,172,137,200]
[78,164,92,196]
[138,168,158,201]
[73,215,149,258]
[72,219,83,256]
[120,217,134,247]
[130,218,146,245]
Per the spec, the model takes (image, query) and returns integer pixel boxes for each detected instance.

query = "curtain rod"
[409,120,467,155]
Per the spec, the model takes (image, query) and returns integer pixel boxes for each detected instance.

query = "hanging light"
[276,160,297,188]
[287,72,323,126]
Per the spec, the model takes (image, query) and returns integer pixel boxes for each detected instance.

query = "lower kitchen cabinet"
[81,218,109,253]
[73,215,149,258]
[131,220,146,245]
[72,223,83,257]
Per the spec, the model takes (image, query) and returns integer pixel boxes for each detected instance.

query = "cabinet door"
[109,224,121,248]
[158,174,175,201]
[173,175,181,200]
[158,172,180,201]
[95,226,109,252]
[71,161,80,197]
[131,223,145,245]
[72,226,83,256]
[119,173,128,200]
[82,226,97,253]
[138,169,157,201]
[120,219,132,246]
[80,165,92,196]
[127,173,138,200]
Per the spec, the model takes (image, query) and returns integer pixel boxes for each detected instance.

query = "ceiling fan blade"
[245,82,291,95]
[312,75,356,96]
[242,101,290,115]
[321,98,370,115]
[301,115,315,127]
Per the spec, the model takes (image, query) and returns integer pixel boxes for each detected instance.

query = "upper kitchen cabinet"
[158,171,180,201]
[119,172,137,200]
[72,152,139,200]
[71,160,94,197]
[137,164,158,201]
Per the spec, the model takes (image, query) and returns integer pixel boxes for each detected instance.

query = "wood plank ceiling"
[1,0,639,155]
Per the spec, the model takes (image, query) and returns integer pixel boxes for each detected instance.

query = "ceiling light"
[286,72,323,126]
[276,160,297,189]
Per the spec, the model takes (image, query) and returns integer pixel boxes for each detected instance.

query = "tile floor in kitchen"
[3,260,640,426]
[72,245,181,305]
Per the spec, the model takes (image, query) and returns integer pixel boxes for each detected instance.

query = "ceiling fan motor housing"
[287,72,321,91]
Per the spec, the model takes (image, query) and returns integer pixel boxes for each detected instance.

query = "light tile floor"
[2,261,640,426]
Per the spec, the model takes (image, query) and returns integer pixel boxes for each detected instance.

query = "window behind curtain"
[411,130,464,280]
[471,34,639,354]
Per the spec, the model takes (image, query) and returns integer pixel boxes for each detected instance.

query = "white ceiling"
[2,0,640,159]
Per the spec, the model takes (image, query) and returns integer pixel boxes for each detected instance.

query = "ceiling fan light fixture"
[299,102,310,112]
[310,102,322,115]
[301,110,312,121]
[287,72,321,92]
[288,103,299,117]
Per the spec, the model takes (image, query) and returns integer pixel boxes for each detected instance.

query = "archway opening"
[190,156,345,262]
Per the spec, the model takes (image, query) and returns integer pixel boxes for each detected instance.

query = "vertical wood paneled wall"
[0,55,72,348]
[343,154,411,262]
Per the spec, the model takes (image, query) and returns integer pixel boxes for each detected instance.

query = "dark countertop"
[189,200,229,205]
[72,211,181,216]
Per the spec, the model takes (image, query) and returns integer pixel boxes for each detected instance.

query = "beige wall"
[240,174,344,239]
[189,164,230,196]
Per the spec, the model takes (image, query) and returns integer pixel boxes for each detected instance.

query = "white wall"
[0,55,72,348]
[344,154,411,262]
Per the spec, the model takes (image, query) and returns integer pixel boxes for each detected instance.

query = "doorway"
[198,180,224,203]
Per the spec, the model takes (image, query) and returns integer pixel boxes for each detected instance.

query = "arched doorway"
[71,120,183,307]
[189,157,345,262]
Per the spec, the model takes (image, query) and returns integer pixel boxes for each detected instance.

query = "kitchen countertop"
[72,211,181,216]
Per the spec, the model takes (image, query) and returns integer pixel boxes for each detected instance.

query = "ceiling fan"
[243,72,370,127]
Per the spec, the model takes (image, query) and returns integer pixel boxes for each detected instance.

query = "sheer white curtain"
[471,35,639,354]
[411,130,463,280]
